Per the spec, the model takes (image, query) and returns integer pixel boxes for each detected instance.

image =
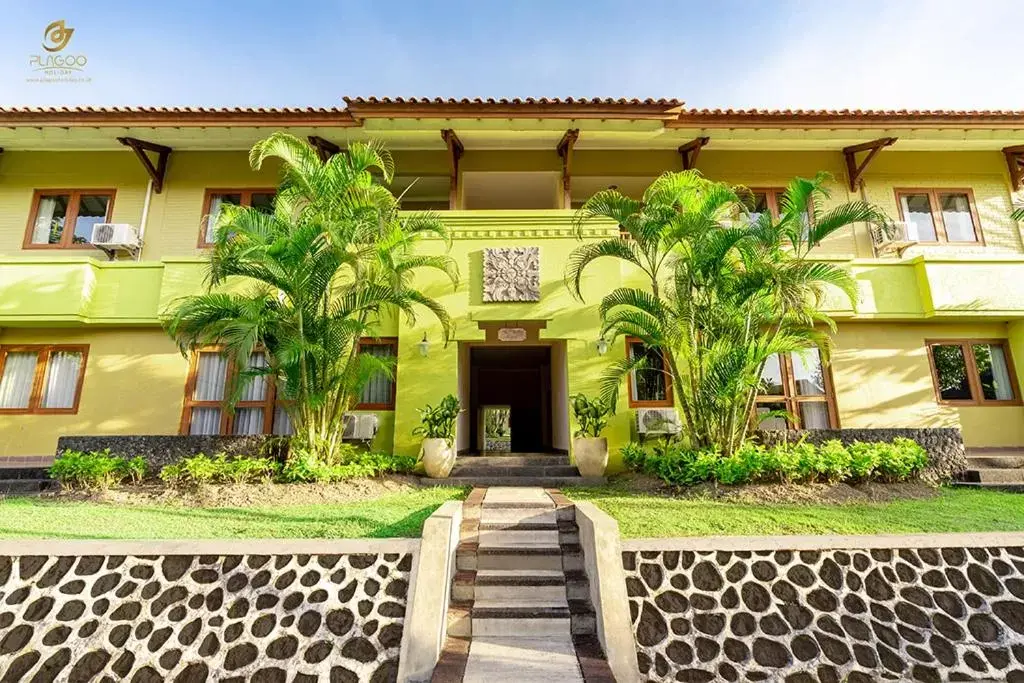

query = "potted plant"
[414,394,461,478]
[571,394,611,477]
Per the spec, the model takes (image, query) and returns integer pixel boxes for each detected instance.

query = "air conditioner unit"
[871,221,916,257]
[636,408,681,436]
[342,413,380,441]
[90,223,140,251]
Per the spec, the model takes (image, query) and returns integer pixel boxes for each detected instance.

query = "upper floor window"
[181,347,292,435]
[756,349,838,429]
[626,337,673,408]
[24,190,114,249]
[355,338,398,410]
[927,339,1019,405]
[895,189,981,244]
[0,345,88,414]
[749,188,786,223]
[199,189,276,247]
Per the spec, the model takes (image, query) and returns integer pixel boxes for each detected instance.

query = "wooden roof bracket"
[678,136,710,170]
[1003,145,1024,192]
[843,137,897,191]
[557,129,579,208]
[117,137,172,193]
[441,129,464,209]
[308,135,342,163]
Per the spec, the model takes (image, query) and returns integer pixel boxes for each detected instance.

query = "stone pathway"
[431,487,614,682]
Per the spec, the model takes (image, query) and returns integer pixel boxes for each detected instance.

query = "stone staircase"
[0,466,57,495]
[436,454,606,488]
[432,487,614,682]
[957,448,1024,492]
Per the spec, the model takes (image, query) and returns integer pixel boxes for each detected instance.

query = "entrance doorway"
[467,346,554,453]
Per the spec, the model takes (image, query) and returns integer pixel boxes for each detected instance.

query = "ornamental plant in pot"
[571,393,611,477]
[414,394,461,478]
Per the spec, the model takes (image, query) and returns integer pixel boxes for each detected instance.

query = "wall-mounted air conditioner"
[342,413,380,441]
[90,223,140,258]
[636,408,681,436]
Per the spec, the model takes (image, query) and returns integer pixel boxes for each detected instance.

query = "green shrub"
[279,449,417,483]
[49,449,147,490]
[622,437,929,487]
[159,453,280,487]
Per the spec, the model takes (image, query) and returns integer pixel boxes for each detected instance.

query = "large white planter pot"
[422,438,456,479]
[574,437,608,477]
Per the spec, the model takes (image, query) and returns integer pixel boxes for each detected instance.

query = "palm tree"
[567,170,887,455]
[1012,207,1024,222]
[165,133,458,461]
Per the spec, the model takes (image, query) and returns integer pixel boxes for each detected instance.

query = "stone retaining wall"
[56,435,284,470]
[622,533,1024,682]
[0,540,416,682]
[758,428,966,483]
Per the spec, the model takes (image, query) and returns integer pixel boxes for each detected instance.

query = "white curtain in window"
[791,349,825,396]
[799,402,831,429]
[40,351,83,409]
[989,345,1014,400]
[233,408,265,435]
[273,405,294,435]
[240,353,268,401]
[940,194,976,242]
[0,352,38,409]
[193,353,228,401]
[206,196,227,243]
[360,345,395,405]
[31,197,59,244]
[189,407,221,435]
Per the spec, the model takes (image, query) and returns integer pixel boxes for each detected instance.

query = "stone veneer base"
[622,531,1024,682]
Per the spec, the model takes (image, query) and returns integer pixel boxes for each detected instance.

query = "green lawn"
[0,487,466,539]
[567,487,1024,538]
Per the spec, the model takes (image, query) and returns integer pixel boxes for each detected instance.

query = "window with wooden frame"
[355,338,398,410]
[0,345,88,414]
[926,339,1020,406]
[23,190,115,249]
[747,187,812,237]
[626,336,673,408]
[199,189,276,247]
[755,349,839,429]
[180,347,293,435]
[895,189,982,244]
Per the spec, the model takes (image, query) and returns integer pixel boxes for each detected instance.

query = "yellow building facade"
[2,99,1024,469]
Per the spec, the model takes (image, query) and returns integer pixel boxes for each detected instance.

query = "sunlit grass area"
[0,487,466,539]
[567,487,1024,538]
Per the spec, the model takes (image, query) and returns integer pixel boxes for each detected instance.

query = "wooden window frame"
[926,338,1021,406]
[22,190,116,250]
[749,187,787,220]
[179,345,288,435]
[354,337,398,410]
[198,188,277,248]
[755,351,840,429]
[625,336,674,408]
[894,188,984,245]
[0,344,89,414]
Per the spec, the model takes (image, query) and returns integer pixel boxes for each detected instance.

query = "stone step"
[454,569,589,603]
[962,468,1024,484]
[461,636,584,683]
[478,529,561,548]
[0,479,56,495]
[967,455,1024,469]
[459,545,583,572]
[459,455,571,467]
[480,507,558,527]
[0,467,52,480]
[476,583,570,602]
[450,465,581,478]
[437,476,605,488]
[954,481,1024,493]
[483,487,556,508]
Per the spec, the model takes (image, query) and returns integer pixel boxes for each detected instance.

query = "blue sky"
[1,0,1023,109]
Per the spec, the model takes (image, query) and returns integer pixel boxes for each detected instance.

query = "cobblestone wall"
[623,541,1024,682]
[0,550,412,682]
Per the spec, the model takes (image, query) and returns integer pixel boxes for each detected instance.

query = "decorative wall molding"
[482,247,541,302]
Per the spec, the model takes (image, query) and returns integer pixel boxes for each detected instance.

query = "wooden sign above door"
[497,327,528,342]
